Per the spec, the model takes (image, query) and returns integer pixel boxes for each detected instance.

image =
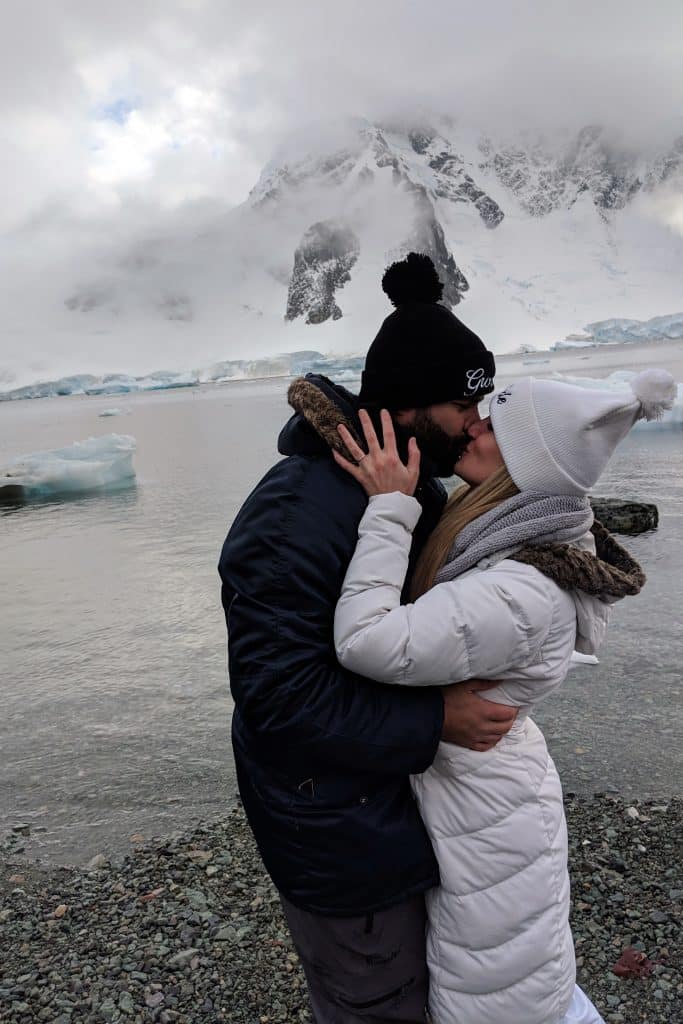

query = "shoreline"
[1,795,680,1024]
[2,336,682,406]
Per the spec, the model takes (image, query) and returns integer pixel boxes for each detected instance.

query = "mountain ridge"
[4,117,682,387]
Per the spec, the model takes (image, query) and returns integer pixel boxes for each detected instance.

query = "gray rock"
[285,221,360,324]
[183,888,207,911]
[87,854,109,872]
[589,498,658,534]
[167,949,199,968]
[118,991,134,1014]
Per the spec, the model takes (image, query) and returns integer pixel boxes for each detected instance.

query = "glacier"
[0,435,136,503]
[0,371,198,402]
[553,312,683,350]
[0,351,366,401]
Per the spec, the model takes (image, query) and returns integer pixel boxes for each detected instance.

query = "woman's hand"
[333,409,420,497]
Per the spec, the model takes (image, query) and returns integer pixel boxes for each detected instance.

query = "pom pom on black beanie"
[359,252,496,409]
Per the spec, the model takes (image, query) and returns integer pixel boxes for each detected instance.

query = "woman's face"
[454,416,506,484]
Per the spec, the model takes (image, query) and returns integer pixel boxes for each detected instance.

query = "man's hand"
[441,680,517,751]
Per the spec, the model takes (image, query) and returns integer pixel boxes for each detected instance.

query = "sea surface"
[2,342,682,865]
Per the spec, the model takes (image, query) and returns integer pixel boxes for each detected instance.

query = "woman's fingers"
[332,447,362,478]
[380,409,397,454]
[337,423,367,464]
[407,436,421,480]
[358,408,381,454]
[335,411,419,497]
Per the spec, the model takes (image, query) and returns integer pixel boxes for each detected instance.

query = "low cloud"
[1,0,682,378]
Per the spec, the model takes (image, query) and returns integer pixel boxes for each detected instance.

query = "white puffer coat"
[334,493,613,1024]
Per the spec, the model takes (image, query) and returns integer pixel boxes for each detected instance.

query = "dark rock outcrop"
[285,221,360,324]
[480,125,683,219]
[408,187,469,306]
[0,483,26,505]
[590,498,659,534]
[429,152,505,228]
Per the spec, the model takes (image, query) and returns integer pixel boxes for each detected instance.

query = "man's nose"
[467,415,487,437]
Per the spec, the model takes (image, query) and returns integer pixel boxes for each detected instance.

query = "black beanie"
[358,253,496,409]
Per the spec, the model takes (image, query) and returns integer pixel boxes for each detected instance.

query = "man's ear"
[393,409,416,426]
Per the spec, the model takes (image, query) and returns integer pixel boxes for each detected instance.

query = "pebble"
[167,948,199,967]
[87,853,109,871]
[0,796,679,1024]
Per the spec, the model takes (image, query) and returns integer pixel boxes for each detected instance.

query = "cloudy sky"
[4,0,682,230]
[1,0,682,383]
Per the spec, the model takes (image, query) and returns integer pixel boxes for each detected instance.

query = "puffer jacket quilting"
[334,491,643,1022]
[219,376,448,916]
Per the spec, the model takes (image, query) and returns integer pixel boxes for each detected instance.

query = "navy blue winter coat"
[218,376,446,916]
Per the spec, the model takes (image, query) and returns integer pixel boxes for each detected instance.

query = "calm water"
[1,367,682,865]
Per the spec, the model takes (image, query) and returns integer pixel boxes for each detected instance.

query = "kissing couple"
[219,253,674,1023]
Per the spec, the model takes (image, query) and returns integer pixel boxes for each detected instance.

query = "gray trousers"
[280,894,429,1024]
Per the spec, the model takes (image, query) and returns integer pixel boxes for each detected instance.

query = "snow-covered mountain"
[246,118,683,340]
[3,117,683,388]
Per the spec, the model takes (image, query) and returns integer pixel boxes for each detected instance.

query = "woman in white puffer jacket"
[332,371,675,1024]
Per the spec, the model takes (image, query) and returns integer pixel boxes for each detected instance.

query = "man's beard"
[397,410,470,478]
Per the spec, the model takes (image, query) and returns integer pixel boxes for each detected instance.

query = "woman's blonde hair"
[410,466,519,599]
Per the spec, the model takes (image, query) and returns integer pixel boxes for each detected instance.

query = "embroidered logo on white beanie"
[489,369,677,495]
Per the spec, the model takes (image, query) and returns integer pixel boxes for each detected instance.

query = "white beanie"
[489,369,677,495]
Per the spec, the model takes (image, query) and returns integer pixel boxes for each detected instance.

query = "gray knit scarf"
[434,492,594,585]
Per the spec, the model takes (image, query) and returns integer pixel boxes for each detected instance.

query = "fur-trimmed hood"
[283,375,364,461]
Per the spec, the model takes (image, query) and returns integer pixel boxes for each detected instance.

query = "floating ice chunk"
[0,434,136,503]
[570,651,599,667]
[98,407,124,418]
[551,339,596,350]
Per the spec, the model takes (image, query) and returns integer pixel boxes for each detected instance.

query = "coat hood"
[278,375,364,460]
[511,521,645,654]
[280,374,447,486]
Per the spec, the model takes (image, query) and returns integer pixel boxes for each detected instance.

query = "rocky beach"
[2,362,681,1024]
[1,795,680,1024]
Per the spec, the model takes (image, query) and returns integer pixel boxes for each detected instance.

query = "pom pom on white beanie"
[489,369,677,496]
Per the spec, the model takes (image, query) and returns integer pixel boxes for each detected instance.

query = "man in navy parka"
[218,254,516,1022]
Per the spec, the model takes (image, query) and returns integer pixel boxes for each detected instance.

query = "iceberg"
[0,434,136,503]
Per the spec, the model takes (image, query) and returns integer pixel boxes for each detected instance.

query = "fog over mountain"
[1,1,682,387]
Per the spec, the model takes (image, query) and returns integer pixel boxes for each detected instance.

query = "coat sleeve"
[334,492,555,685]
[220,459,444,777]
